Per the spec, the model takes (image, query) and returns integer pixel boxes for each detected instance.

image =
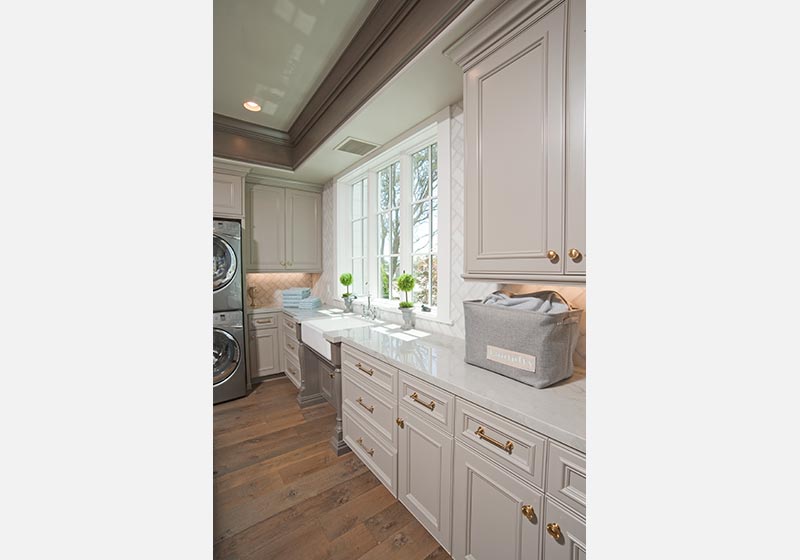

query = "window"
[336,108,452,323]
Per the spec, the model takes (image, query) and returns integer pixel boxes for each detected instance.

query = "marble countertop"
[324,323,586,453]
[247,305,352,323]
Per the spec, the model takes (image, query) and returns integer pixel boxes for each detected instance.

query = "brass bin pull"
[356,397,374,413]
[475,426,514,454]
[521,505,535,522]
[409,392,435,411]
[287,342,295,351]
[355,362,374,376]
[356,437,374,456]
[255,319,273,324]
[547,523,562,540]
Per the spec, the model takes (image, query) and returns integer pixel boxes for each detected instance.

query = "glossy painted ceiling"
[214,0,377,130]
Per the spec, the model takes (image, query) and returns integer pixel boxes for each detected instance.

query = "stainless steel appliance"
[213,310,247,404]
[213,219,242,312]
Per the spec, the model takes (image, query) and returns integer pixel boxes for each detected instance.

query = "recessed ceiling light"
[243,100,261,112]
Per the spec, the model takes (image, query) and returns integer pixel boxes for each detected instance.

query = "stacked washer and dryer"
[213,219,247,404]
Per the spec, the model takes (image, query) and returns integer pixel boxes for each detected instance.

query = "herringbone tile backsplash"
[245,273,320,308]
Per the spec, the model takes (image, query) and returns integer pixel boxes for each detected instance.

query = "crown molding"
[213,0,475,175]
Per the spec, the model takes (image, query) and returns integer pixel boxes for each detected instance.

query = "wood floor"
[214,377,450,560]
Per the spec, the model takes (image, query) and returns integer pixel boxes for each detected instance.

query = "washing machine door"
[213,328,241,386]
[213,235,238,292]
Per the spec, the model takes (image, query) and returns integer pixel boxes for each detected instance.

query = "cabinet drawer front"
[456,398,546,489]
[282,334,300,363]
[343,405,397,497]
[249,313,277,330]
[452,442,543,560]
[342,344,396,396]
[284,354,302,389]
[282,314,298,340]
[543,498,586,560]
[398,372,454,434]
[343,371,397,447]
[546,441,586,516]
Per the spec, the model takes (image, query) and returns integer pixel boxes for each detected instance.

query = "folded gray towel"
[481,292,569,314]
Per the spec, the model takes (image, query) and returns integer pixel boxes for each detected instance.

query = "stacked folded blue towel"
[282,287,312,308]
[297,296,321,310]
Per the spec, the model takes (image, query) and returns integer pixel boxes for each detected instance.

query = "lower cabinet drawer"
[546,441,586,516]
[543,498,586,560]
[342,372,397,447]
[453,441,543,560]
[284,354,302,389]
[343,404,397,497]
[456,398,546,489]
[282,333,300,363]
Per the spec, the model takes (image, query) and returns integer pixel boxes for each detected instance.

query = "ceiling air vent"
[335,137,379,157]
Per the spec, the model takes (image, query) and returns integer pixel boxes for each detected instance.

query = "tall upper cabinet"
[213,165,247,219]
[445,0,585,282]
[245,175,322,273]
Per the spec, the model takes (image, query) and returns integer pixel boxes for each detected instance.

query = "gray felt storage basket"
[464,291,583,389]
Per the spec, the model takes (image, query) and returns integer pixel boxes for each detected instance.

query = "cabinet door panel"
[213,172,244,218]
[565,0,586,275]
[465,2,566,276]
[247,186,285,271]
[285,190,322,271]
[543,499,586,560]
[453,442,543,560]
[398,408,453,552]
[250,328,279,378]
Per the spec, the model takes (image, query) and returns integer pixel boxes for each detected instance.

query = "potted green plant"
[396,271,416,330]
[339,272,356,312]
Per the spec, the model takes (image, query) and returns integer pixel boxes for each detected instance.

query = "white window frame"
[334,106,452,324]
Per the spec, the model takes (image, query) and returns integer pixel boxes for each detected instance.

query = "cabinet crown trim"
[443,0,563,70]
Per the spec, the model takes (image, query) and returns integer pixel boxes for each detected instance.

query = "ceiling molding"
[213,0,475,174]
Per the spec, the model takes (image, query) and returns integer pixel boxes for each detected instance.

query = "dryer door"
[213,235,238,292]
[213,328,241,386]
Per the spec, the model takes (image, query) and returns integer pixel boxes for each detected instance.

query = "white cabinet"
[452,442,544,560]
[248,312,280,381]
[397,407,453,552]
[543,499,586,560]
[445,0,585,282]
[246,185,322,272]
[213,171,244,218]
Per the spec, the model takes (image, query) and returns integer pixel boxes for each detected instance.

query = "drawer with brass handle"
[398,371,454,434]
[284,355,302,390]
[248,312,278,330]
[455,398,546,489]
[343,407,397,496]
[342,344,397,396]
[282,313,298,341]
[342,370,397,446]
[282,335,299,362]
[546,440,586,516]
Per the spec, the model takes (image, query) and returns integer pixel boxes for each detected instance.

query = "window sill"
[332,298,454,326]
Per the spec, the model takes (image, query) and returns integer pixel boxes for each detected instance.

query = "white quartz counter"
[247,306,347,322]
[324,324,586,453]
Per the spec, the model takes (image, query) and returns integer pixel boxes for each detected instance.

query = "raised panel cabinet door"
[247,185,285,271]
[565,0,586,275]
[397,408,454,553]
[213,172,244,218]
[542,499,586,560]
[285,189,322,271]
[452,442,543,560]
[250,328,280,379]
[464,2,566,276]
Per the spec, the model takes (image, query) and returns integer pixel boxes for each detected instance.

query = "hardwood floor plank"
[423,545,452,560]
[356,519,441,560]
[318,484,397,541]
[362,501,417,544]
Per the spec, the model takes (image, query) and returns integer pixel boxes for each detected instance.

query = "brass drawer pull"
[284,320,294,329]
[286,341,296,351]
[521,505,536,522]
[355,362,374,376]
[475,426,514,454]
[356,437,374,456]
[255,318,273,324]
[356,397,374,413]
[410,392,435,411]
[547,522,562,540]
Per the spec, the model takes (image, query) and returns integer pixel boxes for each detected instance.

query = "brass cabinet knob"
[396,418,405,428]
[279,260,286,266]
[568,248,582,262]
[546,250,559,263]
[521,504,535,522]
[546,522,562,540]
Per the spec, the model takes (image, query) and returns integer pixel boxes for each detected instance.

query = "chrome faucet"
[362,293,378,320]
